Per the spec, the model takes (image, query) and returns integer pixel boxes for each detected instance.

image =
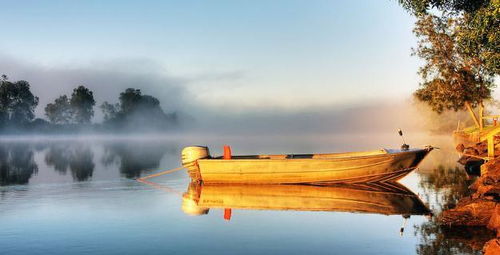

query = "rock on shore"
[439,156,500,254]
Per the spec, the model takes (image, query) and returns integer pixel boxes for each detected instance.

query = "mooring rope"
[136,166,186,195]
[136,178,183,195]
[136,166,185,181]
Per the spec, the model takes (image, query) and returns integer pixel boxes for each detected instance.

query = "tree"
[117,88,169,125]
[398,0,499,75]
[412,15,494,123]
[70,85,95,124]
[0,76,39,126]
[397,1,498,128]
[456,1,500,75]
[119,88,143,114]
[45,95,72,124]
[100,88,176,131]
[100,101,120,121]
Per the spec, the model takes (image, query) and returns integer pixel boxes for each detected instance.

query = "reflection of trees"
[415,165,492,255]
[102,142,172,179]
[45,143,95,181]
[416,222,493,255]
[419,165,473,211]
[45,144,71,174]
[0,144,38,185]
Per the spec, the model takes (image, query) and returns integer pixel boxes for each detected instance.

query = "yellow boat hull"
[186,148,432,184]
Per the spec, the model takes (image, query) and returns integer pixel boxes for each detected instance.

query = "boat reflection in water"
[182,182,431,221]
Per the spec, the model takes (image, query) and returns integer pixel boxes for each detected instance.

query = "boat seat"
[286,154,314,159]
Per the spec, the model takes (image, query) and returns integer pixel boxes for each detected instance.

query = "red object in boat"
[224,208,232,221]
[223,145,232,160]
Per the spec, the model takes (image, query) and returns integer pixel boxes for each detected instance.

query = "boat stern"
[181,146,210,182]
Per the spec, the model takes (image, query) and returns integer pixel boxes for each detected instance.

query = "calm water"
[0,133,493,254]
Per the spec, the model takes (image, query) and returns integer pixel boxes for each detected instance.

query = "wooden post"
[479,102,484,131]
[465,101,480,128]
[480,121,500,161]
[488,135,495,159]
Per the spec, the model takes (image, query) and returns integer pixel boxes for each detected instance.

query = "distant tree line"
[0,74,177,134]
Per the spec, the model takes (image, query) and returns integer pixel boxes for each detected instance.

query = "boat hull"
[183,182,431,215]
[192,148,431,184]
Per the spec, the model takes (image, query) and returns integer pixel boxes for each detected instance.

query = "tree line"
[0,74,177,133]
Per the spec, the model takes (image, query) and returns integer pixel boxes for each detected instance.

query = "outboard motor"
[181,146,210,181]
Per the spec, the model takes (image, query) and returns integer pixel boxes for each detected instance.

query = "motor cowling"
[181,146,210,181]
[181,146,210,166]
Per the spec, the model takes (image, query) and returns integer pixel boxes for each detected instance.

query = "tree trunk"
[479,101,484,131]
[465,101,480,128]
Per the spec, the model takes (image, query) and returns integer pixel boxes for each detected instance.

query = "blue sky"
[1,0,419,111]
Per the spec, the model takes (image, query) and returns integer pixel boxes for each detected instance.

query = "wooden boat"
[181,146,433,184]
[182,182,431,216]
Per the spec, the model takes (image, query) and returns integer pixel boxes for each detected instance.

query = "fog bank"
[0,55,470,136]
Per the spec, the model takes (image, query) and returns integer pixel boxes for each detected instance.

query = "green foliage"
[457,0,500,75]
[45,95,72,124]
[398,0,489,15]
[70,85,95,124]
[0,75,39,126]
[398,0,499,115]
[399,0,499,76]
[44,85,95,124]
[412,15,494,113]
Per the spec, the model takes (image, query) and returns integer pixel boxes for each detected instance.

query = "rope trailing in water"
[136,166,185,181]
[136,166,186,195]
[136,178,183,195]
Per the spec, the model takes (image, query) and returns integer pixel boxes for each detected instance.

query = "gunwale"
[209,149,389,160]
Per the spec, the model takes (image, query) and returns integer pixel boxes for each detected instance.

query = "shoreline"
[446,139,500,254]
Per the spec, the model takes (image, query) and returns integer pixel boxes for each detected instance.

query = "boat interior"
[209,149,389,160]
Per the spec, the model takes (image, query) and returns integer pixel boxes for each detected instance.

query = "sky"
[1,0,420,114]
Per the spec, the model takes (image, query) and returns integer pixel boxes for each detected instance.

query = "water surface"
[0,134,492,254]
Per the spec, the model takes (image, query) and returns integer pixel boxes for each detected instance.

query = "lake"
[0,133,492,254]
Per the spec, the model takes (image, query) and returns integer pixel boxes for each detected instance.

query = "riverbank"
[440,145,500,254]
